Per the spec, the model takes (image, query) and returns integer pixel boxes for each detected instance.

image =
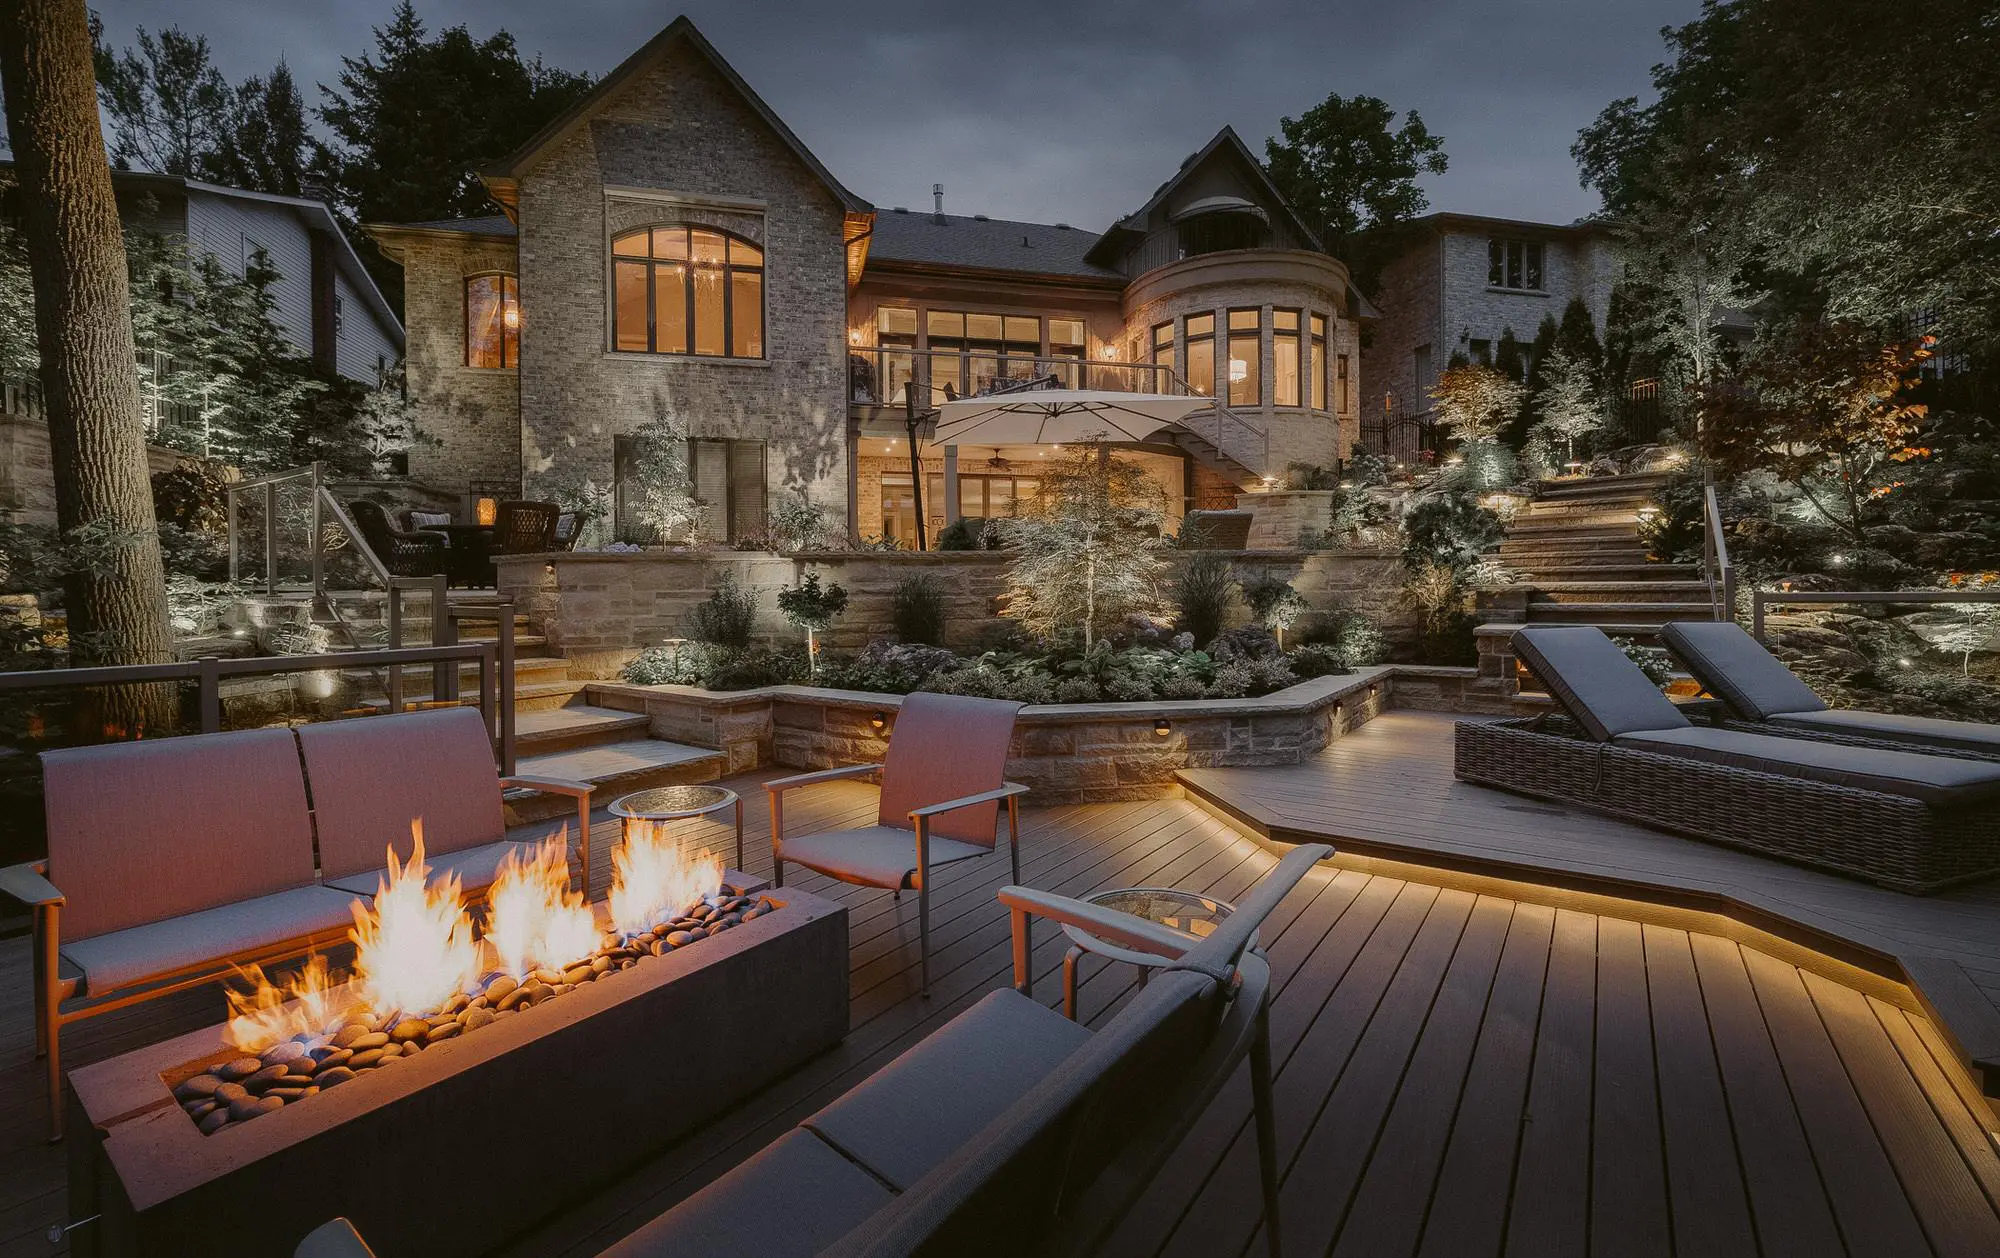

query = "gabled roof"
[480,16,868,216]
[1085,126,1323,267]
[866,208,1119,282]
[1396,211,1617,240]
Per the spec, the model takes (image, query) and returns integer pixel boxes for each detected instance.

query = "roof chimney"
[932,183,945,224]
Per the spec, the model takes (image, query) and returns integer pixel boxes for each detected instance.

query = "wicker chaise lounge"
[1662,619,2000,760]
[1454,625,2000,893]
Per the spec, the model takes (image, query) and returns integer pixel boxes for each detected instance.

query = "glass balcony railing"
[847,346,1181,408]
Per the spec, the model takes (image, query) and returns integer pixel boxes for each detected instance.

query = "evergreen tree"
[94,25,229,175]
[208,60,309,196]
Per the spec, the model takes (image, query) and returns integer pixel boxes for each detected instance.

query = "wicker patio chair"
[1453,625,2000,892]
[347,499,447,578]
[766,692,1027,994]
[1662,620,2000,760]
[551,511,583,551]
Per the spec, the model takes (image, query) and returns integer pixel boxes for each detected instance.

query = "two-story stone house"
[365,17,1368,546]
[1360,212,1617,461]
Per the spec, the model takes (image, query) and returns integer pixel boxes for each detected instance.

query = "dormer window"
[612,226,764,358]
[1488,239,1545,291]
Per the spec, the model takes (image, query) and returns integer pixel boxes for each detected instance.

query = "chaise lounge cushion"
[605,1128,893,1258]
[60,884,364,995]
[298,706,506,881]
[1513,626,1691,741]
[1660,620,1828,720]
[322,837,547,898]
[805,988,1093,1191]
[1613,726,2000,808]
[1768,707,2000,756]
[778,826,993,890]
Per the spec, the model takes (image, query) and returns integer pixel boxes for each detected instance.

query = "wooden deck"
[3,752,1998,1255]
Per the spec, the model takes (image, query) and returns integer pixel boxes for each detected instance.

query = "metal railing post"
[309,465,324,601]
[435,597,459,705]
[385,583,403,714]
[497,599,516,775]
[227,485,240,584]
[1753,591,1767,643]
[477,645,497,752]
[262,481,277,596]
[196,657,222,733]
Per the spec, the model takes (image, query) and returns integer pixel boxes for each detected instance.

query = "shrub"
[1285,462,1339,490]
[622,640,721,685]
[1402,493,1502,575]
[1173,550,1236,646]
[703,645,806,690]
[1287,643,1351,678]
[1240,572,1308,641]
[818,640,959,693]
[1324,610,1387,666]
[685,571,757,649]
[1210,624,1281,661]
[891,572,948,645]
[767,491,839,551]
[936,518,998,550]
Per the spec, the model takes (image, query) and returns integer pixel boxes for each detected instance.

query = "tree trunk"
[1,0,176,734]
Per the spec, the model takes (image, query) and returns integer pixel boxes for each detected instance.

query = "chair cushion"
[878,692,1022,844]
[323,837,547,897]
[602,1128,893,1258]
[778,825,992,890]
[42,728,318,940]
[298,707,505,881]
[408,511,453,529]
[806,988,1092,1191]
[1770,708,2000,757]
[1661,621,1827,720]
[1513,625,1691,742]
[1614,727,2000,808]
[60,884,363,995]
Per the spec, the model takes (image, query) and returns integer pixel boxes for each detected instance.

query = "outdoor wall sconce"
[476,497,498,526]
[1154,718,1171,737]
[870,711,888,733]
[502,305,520,330]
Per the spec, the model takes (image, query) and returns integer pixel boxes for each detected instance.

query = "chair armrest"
[764,763,880,795]
[501,774,593,799]
[996,884,1192,960]
[0,860,62,908]
[907,781,1029,821]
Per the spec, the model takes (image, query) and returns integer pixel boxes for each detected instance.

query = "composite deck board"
[1590,916,1672,1258]
[2,761,1998,1256]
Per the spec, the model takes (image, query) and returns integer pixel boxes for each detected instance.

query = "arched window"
[611,226,764,359]
[465,273,518,369]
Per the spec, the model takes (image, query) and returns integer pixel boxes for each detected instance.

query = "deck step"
[514,705,654,755]
[503,738,727,824]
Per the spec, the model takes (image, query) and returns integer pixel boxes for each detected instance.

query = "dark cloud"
[89,0,1698,226]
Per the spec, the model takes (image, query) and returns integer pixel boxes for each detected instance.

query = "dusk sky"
[88,0,1702,229]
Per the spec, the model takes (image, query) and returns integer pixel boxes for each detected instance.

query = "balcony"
[847,345,1178,411]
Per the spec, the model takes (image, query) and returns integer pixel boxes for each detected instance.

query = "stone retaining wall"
[498,547,1415,679]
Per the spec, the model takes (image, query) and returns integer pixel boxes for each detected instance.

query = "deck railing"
[1702,477,1737,622]
[1750,587,2000,643]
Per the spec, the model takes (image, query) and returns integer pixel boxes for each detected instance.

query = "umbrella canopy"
[932,389,1211,447]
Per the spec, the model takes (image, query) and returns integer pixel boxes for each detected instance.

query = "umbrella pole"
[905,387,929,550]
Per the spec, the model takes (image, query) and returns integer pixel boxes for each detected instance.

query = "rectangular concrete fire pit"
[66,880,846,1258]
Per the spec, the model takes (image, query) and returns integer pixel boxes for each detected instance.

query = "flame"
[225,954,357,1052]
[485,830,597,978]
[349,821,481,1018]
[608,819,724,938]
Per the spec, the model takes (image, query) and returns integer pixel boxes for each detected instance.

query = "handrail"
[438,596,518,774]
[1702,477,1736,622]
[1751,587,2000,643]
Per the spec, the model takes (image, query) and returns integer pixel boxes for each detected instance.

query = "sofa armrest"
[501,774,592,798]
[907,782,1029,822]
[0,860,62,908]
[765,763,879,796]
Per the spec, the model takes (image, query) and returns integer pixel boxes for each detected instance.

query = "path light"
[870,711,887,733]
[1154,718,1171,737]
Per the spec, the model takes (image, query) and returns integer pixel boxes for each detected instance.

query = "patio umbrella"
[932,389,1212,447]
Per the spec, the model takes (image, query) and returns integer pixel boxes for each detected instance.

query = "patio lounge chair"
[1453,625,2000,892]
[298,705,594,898]
[347,499,447,578]
[767,693,1027,995]
[603,842,1332,1258]
[1662,619,2000,759]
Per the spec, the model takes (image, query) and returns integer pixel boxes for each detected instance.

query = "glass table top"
[608,784,739,819]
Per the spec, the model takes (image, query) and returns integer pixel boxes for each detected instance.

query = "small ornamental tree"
[1430,363,1527,446]
[1241,572,1309,649]
[1529,347,1605,469]
[776,570,848,677]
[999,442,1166,650]
[623,416,708,544]
[1695,321,1930,543]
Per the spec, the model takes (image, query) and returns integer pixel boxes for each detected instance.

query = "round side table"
[608,784,743,872]
[1059,887,1249,1021]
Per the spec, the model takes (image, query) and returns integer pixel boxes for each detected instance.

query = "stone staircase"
[1492,471,1710,640]
[505,705,725,825]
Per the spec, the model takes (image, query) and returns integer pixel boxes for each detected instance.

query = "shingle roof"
[379,215,518,237]
[866,209,1117,280]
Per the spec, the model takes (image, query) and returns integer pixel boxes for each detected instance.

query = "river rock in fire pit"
[425,1022,461,1043]
[173,1074,222,1102]
[331,1023,373,1049]
[217,1057,263,1082]
[314,1067,357,1088]
[244,1065,290,1091]
[198,1108,231,1135]
[227,1095,283,1122]
[212,1082,249,1105]
[311,1048,351,1071]
[259,1041,307,1068]
[346,1032,389,1051]
[485,976,517,1005]
[461,1008,495,1032]
[347,1048,391,1070]
[390,1018,429,1043]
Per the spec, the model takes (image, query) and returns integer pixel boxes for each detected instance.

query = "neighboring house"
[1361,212,1618,461]
[365,16,1369,545]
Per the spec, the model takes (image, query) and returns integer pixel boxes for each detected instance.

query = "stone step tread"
[1535,473,1674,495]
[514,704,653,738]
[324,634,551,652]
[1524,580,1712,593]
[1525,599,1712,611]
[354,679,586,714]
[1504,523,1643,537]
[510,739,724,786]
[337,655,569,682]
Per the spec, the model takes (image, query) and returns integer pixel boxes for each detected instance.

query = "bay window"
[1227,308,1261,406]
[1185,313,1215,398]
[1274,309,1301,407]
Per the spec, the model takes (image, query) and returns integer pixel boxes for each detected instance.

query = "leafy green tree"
[1265,92,1446,292]
[1429,363,1525,446]
[620,416,706,544]
[94,24,228,176]
[1000,445,1166,649]
[1528,348,1604,469]
[776,571,848,677]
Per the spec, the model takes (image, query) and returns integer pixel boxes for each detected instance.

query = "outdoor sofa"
[1454,625,2000,893]
[0,705,590,1139]
[602,843,1332,1258]
[1662,619,2000,760]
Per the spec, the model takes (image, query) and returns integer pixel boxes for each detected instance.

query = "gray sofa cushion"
[1614,727,2000,808]
[60,884,363,995]
[603,1128,892,1258]
[806,987,1093,1191]
[778,825,993,890]
[1661,621,1827,720]
[1513,626,1691,741]
[1770,707,2000,757]
[324,837,543,898]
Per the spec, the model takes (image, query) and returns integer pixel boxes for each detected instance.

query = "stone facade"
[516,42,851,514]
[397,233,523,493]
[0,413,188,528]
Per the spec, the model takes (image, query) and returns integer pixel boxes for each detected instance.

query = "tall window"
[927,310,1040,395]
[465,274,518,369]
[1227,308,1261,407]
[1336,353,1351,415]
[1048,317,1085,387]
[1185,313,1215,397]
[873,306,918,404]
[1487,239,1545,291]
[611,226,764,358]
[1273,310,1302,407]
[1310,314,1327,410]
[613,434,765,543]
[1152,321,1176,387]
